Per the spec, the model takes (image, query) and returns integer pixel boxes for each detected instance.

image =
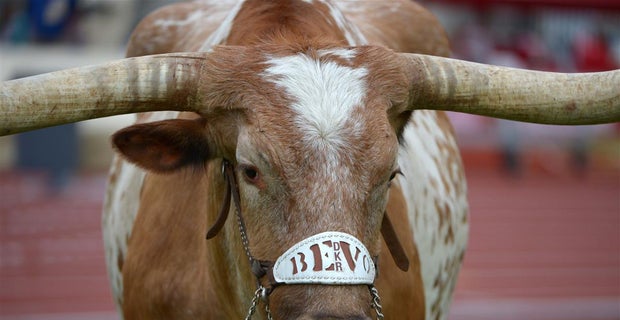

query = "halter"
[206,159,409,319]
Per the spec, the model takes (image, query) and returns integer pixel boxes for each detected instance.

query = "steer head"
[1,43,618,319]
[111,44,408,318]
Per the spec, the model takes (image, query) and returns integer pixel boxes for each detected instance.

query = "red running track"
[0,166,618,319]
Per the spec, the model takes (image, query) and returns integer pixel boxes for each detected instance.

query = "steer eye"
[388,168,403,187]
[240,164,260,184]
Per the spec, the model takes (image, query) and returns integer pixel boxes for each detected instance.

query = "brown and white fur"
[103,0,468,319]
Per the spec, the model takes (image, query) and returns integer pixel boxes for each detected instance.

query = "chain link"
[245,286,274,320]
[264,303,274,320]
[369,285,385,320]
[236,206,253,262]
[227,161,274,320]
[244,287,261,320]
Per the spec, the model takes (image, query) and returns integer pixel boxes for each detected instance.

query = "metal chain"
[369,285,385,320]
[264,303,274,320]
[245,286,274,320]
[236,204,253,262]
[225,161,254,263]
[247,285,384,320]
[244,287,261,320]
[226,161,273,320]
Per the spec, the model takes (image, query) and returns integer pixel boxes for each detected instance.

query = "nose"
[272,285,373,320]
[309,313,372,320]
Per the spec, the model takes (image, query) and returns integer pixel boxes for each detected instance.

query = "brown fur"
[376,182,426,319]
[227,0,349,46]
[122,170,214,319]
[342,0,450,56]
[112,119,210,173]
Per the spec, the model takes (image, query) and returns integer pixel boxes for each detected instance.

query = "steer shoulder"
[126,0,239,56]
[335,0,450,56]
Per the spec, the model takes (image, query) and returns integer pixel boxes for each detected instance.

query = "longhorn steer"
[1,0,618,319]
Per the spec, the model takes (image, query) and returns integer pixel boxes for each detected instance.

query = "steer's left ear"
[112,119,211,173]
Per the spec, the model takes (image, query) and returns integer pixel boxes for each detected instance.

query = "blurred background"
[0,0,618,319]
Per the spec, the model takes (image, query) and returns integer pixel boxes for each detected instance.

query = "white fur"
[398,110,469,320]
[102,159,143,310]
[200,0,246,51]
[318,48,356,61]
[102,111,178,316]
[154,10,206,28]
[263,52,367,149]
[319,0,368,45]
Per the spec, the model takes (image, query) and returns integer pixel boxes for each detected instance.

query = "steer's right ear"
[112,119,211,173]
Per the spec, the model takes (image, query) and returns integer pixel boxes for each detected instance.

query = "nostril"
[310,314,371,320]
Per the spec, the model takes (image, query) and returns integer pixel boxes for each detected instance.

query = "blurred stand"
[0,0,618,190]
[424,0,619,177]
[0,0,176,192]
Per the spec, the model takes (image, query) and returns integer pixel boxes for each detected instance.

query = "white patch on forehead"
[263,52,368,148]
[262,52,368,213]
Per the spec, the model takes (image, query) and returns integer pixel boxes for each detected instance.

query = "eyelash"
[388,168,402,186]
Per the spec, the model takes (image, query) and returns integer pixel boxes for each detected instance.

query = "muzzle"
[206,160,408,319]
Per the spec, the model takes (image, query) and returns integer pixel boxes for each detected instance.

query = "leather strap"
[205,162,233,239]
[381,212,409,271]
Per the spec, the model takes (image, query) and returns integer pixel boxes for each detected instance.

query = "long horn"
[401,53,620,125]
[0,52,210,135]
